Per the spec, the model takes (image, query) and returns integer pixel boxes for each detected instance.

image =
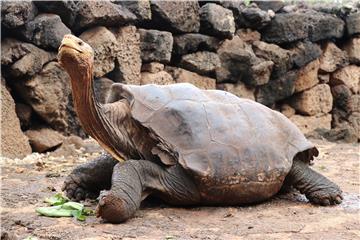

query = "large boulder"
[216,36,273,86]
[200,3,235,38]
[173,33,219,55]
[165,66,216,90]
[116,0,151,21]
[140,71,175,85]
[110,25,141,84]
[151,1,200,33]
[294,59,320,93]
[256,70,298,106]
[289,114,332,134]
[1,82,32,158]
[1,38,34,66]
[331,84,353,114]
[73,1,136,31]
[139,29,173,63]
[346,13,360,36]
[180,51,220,76]
[289,41,322,69]
[217,82,255,100]
[33,1,79,28]
[344,37,360,65]
[330,65,360,94]
[319,42,348,73]
[1,1,38,28]
[261,11,345,44]
[19,13,71,50]
[252,40,291,78]
[291,84,333,116]
[13,62,82,136]
[80,26,118,78]
[25,128,64,153]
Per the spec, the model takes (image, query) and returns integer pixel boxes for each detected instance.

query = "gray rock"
[216,36,273,86]
[236,28,261,43]
[141,62,164,73]
[239,6,271,30]
[80,26,118,78]
[319,42,348,73]
[151,1,200,33]
[200,3,235,38]
[25,128,64,153]
[180,51,220,76]
[252,40,291,79]
[139,29,173,63]
[261,11,345,44]
[331,84,352,114]
[252,1,284,12]
[173,33,220,55]
[256,70,298,106]
[344,37,360,65]
[33,1,79,28]
[1,1,38,28]
[94,77,114,104]
[116,0,151,21]
[289,41,322,69]
[19,13,71,50]
[1,82,32,158]
[346,13,360,36]
[74,1,136,31]
[13,62,82,136]
[111,25,141,84]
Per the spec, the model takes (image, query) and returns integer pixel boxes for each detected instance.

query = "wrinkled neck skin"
[66,60,133,161]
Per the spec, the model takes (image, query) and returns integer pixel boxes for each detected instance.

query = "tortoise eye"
[78,41,83,46]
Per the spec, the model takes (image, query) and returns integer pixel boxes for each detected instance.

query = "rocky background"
[1,1,359,159]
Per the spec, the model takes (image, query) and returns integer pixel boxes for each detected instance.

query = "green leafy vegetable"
[36,193,94,221]
[44,193,69,206]
[22,236,39,240]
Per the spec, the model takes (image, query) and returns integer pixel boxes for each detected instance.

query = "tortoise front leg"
[62,153,117,201]
[96,160,200,223]
[285,160,343,206]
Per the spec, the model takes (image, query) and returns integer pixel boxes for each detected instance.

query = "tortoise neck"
[68,64,126,160]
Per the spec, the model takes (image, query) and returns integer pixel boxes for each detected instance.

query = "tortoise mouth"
[58,44,83,54]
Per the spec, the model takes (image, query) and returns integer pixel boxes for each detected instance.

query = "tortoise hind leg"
[285,160,343,206]
[96,160,200,223]
[62,153,117,201]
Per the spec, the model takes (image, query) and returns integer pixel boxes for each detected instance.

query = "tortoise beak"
[58,34,82,53]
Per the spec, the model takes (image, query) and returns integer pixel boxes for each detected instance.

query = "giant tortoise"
[58,34,342,223]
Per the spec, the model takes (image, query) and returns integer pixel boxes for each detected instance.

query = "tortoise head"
[58,34,94,78]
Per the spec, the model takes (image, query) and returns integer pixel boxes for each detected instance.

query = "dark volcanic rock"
[346,13,360,36]
[261,11,345,44]
[256,70,298,106]
[200,3,235,38]
[19,13,71,50]
[1,1,38,28]
[151,1,200,33]
[252,1,284,12]
[289,41,322,68]
[180,51,220,76]
[74,1,136,31]
[238,6,271,30]
[15,103,33,130]
[116,0,151,21]
[331,84,353,114]
[173,33,220,55]
[216,36,273,86]
[139,29,173,63]
[33,1,79,28]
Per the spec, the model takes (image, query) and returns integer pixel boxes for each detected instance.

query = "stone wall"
[1,1,359,157]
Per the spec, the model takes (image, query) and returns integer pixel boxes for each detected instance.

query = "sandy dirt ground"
[1,139,359,240]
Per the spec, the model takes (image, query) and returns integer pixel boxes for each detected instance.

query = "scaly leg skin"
[62,153,117,201]
[285,160,343,206]
[96,160,200,223]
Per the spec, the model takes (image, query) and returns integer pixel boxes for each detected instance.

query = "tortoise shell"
[108,83,317,202]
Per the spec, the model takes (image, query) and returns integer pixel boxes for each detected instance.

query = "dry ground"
[1,139,359,240]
